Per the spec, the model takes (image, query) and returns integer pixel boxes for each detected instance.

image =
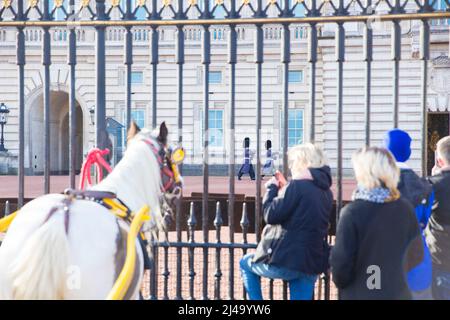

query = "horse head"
[127,121,185,228]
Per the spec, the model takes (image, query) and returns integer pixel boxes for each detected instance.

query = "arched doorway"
[28,90,84,175]
[427,112,450,175]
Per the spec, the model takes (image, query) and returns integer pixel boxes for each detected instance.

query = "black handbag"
[252,224,286,264]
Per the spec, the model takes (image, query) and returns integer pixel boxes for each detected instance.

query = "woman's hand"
[275,171,287,188]
[264,171,287,189]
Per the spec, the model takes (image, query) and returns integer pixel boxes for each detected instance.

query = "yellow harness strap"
[106,205,150,300]
[102,198,130,220]
[0,211,18,233]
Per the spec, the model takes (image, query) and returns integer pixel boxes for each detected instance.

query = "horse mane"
[93,130,164,232]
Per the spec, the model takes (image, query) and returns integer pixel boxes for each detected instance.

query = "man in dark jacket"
[425,136,450,300]
[240,143,333,300]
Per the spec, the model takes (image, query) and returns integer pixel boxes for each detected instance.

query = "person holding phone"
[240,143,333,300]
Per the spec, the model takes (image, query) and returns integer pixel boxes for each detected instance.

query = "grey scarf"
[352,186,392,204]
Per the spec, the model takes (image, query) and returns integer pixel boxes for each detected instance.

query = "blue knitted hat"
[384,129,412,163]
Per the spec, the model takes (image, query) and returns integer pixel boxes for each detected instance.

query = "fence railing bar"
[42,0,51,194]
[162,228,170,300]
[187,202,197,300]
[362,0,373,146]
[150,0,160,300]
[149,233,158,300]
[240,202,250,300]
[227,19,238,300]
[269,279,274,300]
[4,201,10,216]
[255,23,263,243]
[151,26,158,129]
[281,22,290,173]
[392,19,401,128]
[175,20,185,301]
[324,271,331,300]
[95,0,107,151]
[68,0,77,189]
[153,241,258,250]
[201,21,211,300]
[16,1,25,208]
[420,19,430,176]
[124,0,133,131]
[2,12,450,27]
[308,22,317,143]
[282,281,288,300]
[124,26,133,131]
[335,19,345,259]
[214,201,223,300]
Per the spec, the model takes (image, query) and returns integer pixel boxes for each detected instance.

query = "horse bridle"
[142,137,184,199]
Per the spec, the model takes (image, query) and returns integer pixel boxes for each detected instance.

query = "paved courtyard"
[0,175,343,300]
[0,175,356,201]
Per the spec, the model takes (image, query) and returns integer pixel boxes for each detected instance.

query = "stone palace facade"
[0,0,449,176]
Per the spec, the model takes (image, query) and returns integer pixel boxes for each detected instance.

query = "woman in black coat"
[330,147,424,300]
[240,143,333,300]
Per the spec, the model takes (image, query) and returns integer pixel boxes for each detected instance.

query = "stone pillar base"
[0,151,18,175]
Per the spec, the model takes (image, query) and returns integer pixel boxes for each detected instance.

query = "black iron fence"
[0,0,449,300]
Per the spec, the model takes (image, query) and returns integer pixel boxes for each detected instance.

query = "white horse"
[0,122,182,300]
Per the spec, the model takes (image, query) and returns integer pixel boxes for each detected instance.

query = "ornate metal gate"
[0,0,449,300]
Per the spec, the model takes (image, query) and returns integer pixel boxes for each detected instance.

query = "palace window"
[131,71,144,84]
[208,109,224,148]
[130,109,146,128]
[209,71,223,84]
[280,109,304,147]
[288,70,303,83]
[195,107,225,149]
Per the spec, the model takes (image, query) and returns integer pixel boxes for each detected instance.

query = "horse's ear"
[127,121,141,141]
[157,121,168,145]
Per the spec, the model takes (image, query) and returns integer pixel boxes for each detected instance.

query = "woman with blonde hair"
[240,143,333,300]
[330,146,424,300]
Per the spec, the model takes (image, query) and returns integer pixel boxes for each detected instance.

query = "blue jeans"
[239,253,317,300]
[432,267,450,300]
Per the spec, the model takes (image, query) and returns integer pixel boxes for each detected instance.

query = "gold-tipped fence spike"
[2,0,12,8]
[29,0,39,8]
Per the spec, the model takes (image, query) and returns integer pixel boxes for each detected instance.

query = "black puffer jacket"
[252,166,333,275]
[330,198,423,300]
[398,168,432,208]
